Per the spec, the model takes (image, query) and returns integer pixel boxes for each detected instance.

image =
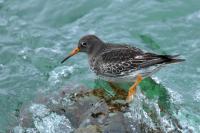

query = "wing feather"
[92,47,170,77]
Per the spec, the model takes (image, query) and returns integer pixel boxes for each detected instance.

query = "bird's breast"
[88,57,99,74]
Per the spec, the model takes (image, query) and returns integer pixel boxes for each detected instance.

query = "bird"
[61,35,184,102]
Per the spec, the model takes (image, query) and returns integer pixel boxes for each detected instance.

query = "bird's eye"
[81,42,87,47]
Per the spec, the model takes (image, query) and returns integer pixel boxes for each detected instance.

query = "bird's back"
[89,43,184,82]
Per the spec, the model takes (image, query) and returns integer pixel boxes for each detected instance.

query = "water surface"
[0,0,200,132]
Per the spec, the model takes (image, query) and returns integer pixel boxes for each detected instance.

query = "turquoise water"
[0,0,200,132]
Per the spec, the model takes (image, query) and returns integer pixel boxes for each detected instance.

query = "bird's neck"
[88,43,105,57]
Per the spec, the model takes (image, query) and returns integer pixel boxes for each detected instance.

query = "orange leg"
[126,74,143,102]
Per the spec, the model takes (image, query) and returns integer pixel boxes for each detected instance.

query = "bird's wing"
[94,47,174,77]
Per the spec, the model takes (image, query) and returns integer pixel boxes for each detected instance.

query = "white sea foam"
[186,10,200,21]
[167,87,183,104]
[29,104,50,117]
[152,76,183,104]
[174,108,199,133]
[34,113,73,133]
[48,65,76,87]
[26,104,73,133]
[152,76,161,84]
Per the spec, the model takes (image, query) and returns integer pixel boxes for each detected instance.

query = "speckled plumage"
[89,44,168,82]
[62,35,184,82]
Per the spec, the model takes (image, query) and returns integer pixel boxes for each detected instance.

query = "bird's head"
[61,35,104,63]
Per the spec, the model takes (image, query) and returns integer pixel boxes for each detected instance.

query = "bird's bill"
[61,47,80,63]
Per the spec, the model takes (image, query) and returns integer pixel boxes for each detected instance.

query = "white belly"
[97,65,164,83]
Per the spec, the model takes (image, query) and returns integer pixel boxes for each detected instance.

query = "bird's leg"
[126,74,143,102]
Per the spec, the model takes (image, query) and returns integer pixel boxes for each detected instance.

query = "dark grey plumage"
[89,42,184,78]
[62,35,184,82]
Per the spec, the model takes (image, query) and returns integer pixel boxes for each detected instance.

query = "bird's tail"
[159,54,185,64]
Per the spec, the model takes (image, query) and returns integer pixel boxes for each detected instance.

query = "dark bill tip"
[61,47,80,64]
[61,56,71,64]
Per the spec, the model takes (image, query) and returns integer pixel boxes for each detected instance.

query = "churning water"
[0,0,200,132]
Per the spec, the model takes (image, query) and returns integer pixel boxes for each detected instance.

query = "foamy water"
[0,0,200,132]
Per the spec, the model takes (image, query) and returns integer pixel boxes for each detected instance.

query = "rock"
[11,79,184,133]
[74,125,102,133]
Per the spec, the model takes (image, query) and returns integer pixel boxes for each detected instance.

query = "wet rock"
[11,80,184,133]
[74,125,102,133]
